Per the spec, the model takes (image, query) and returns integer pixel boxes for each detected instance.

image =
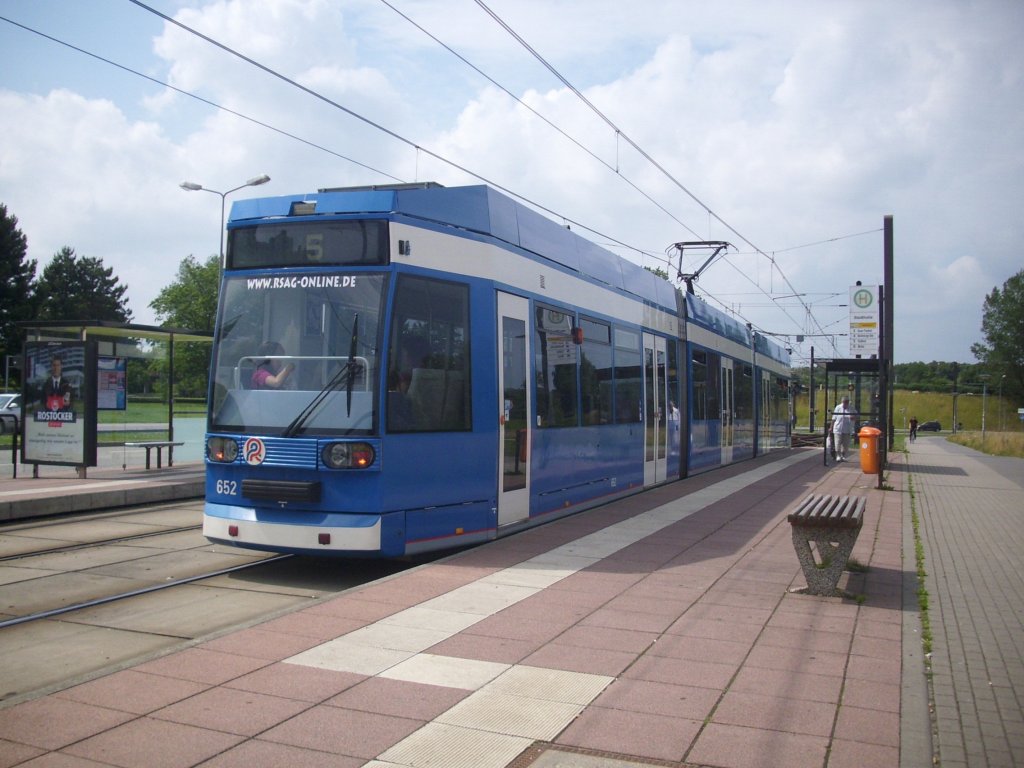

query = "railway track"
[0,523,203,563]
[0,553,292,630]
[0,501,421,706]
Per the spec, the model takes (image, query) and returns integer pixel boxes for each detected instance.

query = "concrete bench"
[125,441,184,469]
[788,494,865,596]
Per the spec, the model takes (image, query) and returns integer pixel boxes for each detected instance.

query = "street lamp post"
[179,174,271,263]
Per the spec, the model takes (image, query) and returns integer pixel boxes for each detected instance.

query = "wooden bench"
[125,441,184,469]
[788,494,865,596]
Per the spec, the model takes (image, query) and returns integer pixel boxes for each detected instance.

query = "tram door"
[497,293,531,526]
[759,371,772,455]
[721,358,735,464]
[643,333,668,486]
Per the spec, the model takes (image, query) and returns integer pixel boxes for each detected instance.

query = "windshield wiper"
[282,314,360,438]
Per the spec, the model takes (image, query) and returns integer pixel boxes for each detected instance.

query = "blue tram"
[202,182,791,557]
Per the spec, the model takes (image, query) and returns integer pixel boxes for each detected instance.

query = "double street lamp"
[179,174,271,263]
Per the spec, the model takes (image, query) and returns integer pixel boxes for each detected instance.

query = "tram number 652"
[216,480,238,496]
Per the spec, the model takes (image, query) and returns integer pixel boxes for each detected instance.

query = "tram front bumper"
[203,503,392,555]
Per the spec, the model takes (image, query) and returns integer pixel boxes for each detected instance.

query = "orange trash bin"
[858,426,882,474]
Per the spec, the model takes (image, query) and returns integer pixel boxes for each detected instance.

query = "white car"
[0,393,22,434]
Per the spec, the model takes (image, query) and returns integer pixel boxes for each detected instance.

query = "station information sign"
[849,285,880,356]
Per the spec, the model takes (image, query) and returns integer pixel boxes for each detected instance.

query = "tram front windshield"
[209,272,386,436]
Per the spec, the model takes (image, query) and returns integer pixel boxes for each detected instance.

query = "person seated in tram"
[251,341,295,390]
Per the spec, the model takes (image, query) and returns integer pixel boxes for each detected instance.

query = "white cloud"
[0,0,1022,362]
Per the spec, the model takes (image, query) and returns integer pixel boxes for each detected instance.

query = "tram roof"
[229,183,682,312]
[685,292,750,348]
[754,331,792,366]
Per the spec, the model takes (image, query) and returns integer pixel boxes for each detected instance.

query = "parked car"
[918,420,941,432]
[0,393,21,434]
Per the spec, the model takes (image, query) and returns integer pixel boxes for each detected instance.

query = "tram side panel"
[376,272,500,551]
[528,304,647,517]
[687,342,760,474]
[754,337,793,454]
[383,226,658,542]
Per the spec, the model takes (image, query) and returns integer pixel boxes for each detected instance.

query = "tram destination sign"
[849,284,880,357]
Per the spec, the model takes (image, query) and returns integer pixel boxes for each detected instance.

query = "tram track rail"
[0,553,292,630]
[0,498,428,706]
[0,524,203,563]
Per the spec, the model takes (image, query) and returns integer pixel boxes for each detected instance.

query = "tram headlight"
[207,436,239,463]
[321,441,375,469]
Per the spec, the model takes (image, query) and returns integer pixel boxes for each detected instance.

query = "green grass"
[97,400,205,423]
[846,557,869,573]
[793,389,1022,435]
[909,475,933,657]
[947,431,1024,458]
[0,399,204,449]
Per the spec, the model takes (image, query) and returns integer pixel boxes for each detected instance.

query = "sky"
[1,0,1022,366]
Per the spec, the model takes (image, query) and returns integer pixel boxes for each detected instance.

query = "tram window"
[691,351,707,420]
[613,328,641,424]
[735,364,754,422]
[667,341,680,422]
[580,318,612,425]
[690,348,720,421]
[615,328,639,350]
[773,376,789,422]
[535,304,578,428]
[707,353,721,419]
[386,275,471,432]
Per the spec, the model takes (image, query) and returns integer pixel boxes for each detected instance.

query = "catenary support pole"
[884,215,894,452]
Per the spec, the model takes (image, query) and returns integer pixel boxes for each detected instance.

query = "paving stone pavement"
[907,437,1024,768]
[3,439,1023,768]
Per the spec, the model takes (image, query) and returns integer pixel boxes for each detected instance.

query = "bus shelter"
[822,358,884,468]
[17,321,212,477]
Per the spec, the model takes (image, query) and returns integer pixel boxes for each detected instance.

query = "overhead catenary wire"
[383,0,839,347]
[472,0,839,350]
[2,9,667,282]
[376,0,703,241]
[0,14,404,185]
[124,0,674,273]
[9,5,855,349]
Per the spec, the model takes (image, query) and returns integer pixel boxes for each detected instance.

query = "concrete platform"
[0,444,203,521]
[0,439,1019,767]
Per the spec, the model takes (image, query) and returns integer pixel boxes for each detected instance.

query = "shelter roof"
[18,320,212,344]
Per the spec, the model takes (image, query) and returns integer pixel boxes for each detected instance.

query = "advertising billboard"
[98,356,127,411]
[21,341,98,467]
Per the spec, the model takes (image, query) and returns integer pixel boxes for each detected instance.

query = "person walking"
[909,416,918,443]
[832,396,854,461]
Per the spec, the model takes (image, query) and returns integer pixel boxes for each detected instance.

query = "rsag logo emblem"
[243,437,266,465]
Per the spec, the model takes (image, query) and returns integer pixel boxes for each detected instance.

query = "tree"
[0,204,37,366]
[149,254,220,331]
[645,265,673,282]
[35,247,132,322]
[971,269,1024,403]
[149,254,220,398]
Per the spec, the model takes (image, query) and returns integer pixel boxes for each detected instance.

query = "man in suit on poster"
[42,355,73,410]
